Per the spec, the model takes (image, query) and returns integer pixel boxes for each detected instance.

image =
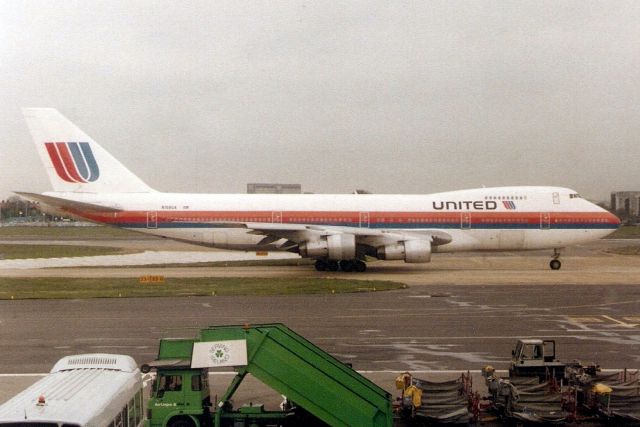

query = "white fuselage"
[43,186,619,254]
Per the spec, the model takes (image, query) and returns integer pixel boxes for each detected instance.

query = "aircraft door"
[147,211,158,229]
[359,212,370,228]
[272,211,282,223]
[540,212,551,230]
[461,212,471,230]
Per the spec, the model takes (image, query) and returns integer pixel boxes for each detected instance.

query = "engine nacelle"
[299,234,356,260]
[377,239,432,263]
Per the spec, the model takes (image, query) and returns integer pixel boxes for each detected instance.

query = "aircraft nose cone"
[604,212,621,228]
[609,211,622,227]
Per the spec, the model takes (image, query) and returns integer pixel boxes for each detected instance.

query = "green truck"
[141,324,393,427]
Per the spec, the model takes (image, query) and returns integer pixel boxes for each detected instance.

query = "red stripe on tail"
[54,142,86,183]
[45,142,76,183]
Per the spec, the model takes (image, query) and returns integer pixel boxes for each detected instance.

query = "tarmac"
[1,237,639,407]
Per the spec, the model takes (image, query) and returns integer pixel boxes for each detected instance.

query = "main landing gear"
[549,248,562,270]
[314,259,367,273]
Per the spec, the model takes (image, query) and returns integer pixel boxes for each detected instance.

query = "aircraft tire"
[550,259,561,270]
[314,260,327,271]
[339,260,354,272]
[327,260,339,271]
[355,260,367,272]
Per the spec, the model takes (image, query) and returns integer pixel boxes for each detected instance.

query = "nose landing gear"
[550,249,562,270]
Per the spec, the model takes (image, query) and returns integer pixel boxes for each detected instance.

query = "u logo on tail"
[45,142,100,183]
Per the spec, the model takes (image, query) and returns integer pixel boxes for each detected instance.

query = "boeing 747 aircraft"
[18,108,620,272]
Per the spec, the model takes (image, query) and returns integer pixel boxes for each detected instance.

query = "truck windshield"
[522,344,542,359]
[158,374,183,393]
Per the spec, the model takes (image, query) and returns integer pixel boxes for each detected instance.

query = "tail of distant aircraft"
[22,108,154,193]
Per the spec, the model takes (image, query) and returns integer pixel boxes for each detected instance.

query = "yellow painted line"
[624,316,640,323]
[602,315,638,328]
[568,317,604,323]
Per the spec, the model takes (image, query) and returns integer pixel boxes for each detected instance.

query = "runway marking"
[0,374,47,377]
[568,317,604,323]
[546,299,640,311]
[602,315,638,328]
[318,334,618,341]
[624,316,640,323]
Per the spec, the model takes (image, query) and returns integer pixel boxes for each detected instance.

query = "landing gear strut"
[314,259,367,273]
[549,249,562,270]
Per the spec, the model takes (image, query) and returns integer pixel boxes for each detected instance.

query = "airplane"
[18,108,620,273]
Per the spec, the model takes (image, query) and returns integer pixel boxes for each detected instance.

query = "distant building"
[247,183,302,194]
[611,191,640,218]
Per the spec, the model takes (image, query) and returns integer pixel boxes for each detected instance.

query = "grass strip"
[0,277,406,299]
[608,226,640,239]
[0,225,144,239]
[0,244,129,260]
[605,246,640,256]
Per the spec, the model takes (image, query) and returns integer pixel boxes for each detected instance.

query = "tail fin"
[23,108,155,193]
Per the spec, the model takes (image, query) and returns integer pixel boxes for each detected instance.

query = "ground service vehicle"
[509,339,567,381]
[0,354,144,427]
[141,323,393,427]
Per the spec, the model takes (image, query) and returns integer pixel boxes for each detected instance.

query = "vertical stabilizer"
[23,108,155,193]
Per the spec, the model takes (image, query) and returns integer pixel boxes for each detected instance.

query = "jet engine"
[377,239,431,263]
[299,234,356,260]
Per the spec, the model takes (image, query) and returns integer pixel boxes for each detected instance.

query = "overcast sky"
[1,1,639,202]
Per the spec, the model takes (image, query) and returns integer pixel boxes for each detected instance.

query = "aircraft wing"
[213,221,452,251]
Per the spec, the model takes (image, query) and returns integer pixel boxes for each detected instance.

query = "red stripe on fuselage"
[79,210,619,227]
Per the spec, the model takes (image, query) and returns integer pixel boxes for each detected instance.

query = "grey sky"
[1,1,639,202]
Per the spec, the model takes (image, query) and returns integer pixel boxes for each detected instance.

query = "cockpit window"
[569,193,581,199]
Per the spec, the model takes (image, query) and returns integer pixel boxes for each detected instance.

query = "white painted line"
[0,250,300,269]
[315,334,625,340]
[0,373,47,377]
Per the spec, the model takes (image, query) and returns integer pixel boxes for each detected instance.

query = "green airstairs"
[144,323,392,427]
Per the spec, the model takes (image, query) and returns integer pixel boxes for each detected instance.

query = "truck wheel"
[168,416,196,427]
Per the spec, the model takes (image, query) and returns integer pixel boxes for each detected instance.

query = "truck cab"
[509,339,566,381]
[144,362,211,427]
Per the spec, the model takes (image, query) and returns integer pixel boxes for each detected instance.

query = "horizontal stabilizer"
[15,192,120,214]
